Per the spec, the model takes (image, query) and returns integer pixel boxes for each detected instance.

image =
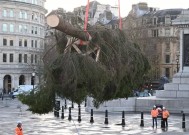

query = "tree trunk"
[47,15,90,41]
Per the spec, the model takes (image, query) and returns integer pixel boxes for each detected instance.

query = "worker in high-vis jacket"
[162,107,170,128]
[151,105,158,128]
[15,121,23,135]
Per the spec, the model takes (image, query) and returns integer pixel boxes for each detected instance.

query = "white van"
[12,85,36,97]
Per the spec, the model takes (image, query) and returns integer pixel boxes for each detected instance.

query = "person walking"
[15,121,23,135]
[162,107,170,128]
[151,105,158,128]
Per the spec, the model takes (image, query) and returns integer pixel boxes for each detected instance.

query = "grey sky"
[45,0,189,17]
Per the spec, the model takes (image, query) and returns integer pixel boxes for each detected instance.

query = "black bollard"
[78,104,81,122]
[64,99,67,109]
[61,106,64,119]
[90,109,94,123]
[121,111,126,126]
[57,108,59,117]
[140,112,144,127]
[71,101,74,108]
[84,98,87,107]
[182,113,185,129]
[68,107,72,121]
[55,100,60,118]
[54,107,56,117]
[104,110,109,124]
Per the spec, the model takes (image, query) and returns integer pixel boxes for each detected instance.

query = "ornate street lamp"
[32,72,35,90]
[176,57,179,72]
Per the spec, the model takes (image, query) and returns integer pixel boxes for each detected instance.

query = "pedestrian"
[151,105,158,128]
[162,107,170,128]
[15,121,23,135]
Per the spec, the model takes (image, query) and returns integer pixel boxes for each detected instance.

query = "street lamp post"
[32,72,35,90]
[176,57,179,72]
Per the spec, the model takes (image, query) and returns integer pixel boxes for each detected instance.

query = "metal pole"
[104,110,108,124]
[90,109,94,123]
[68,107,72,121]
[182,113,185,129]
[64,99,67,109]
[61,106,64,119]
[78,104,81,122]
[177,61,179,72]
[121,111,125,126]
[71,101,74,108]
[140,112,144,127]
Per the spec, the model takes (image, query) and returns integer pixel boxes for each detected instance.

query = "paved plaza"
[1,98,189,135]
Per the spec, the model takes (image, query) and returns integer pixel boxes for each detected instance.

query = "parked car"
[12,85,36,98]
[138,91,152,97]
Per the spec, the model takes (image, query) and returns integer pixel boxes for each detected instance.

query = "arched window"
[3,75,11,93]
[19,75,25,85]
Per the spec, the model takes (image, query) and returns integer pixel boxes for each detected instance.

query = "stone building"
[0,0,47,93]
[74,1,119,26]
[123,2,185,82]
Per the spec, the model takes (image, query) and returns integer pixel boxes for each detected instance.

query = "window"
[153,17,157,25]
[24,39,27,47]
[165,15,171,24]
[31,54,33,63]
[19,54,22,63]
[3,38,7,46]
[19,11,27,19]
[10,24,14,32]
[24,54,27,63]
[10,40,14,46]
[10,10,14,17]
[165,43,170,52]
[2,24,7,32]
[35,27,37,34]
[19,25,23,32]
[19,39,22,46]
[31,26,34,34]
[24,25,27,33]
[152,29,159,37]
[165,68,170,78]
[165,29,170,36]
[10,54,13,62]
[32,13,34,20]
[24,12,27,19]
[3,10,7,17]
[35,40,37,48]
[35,55,37,63]
[165,55,170,63]
[3,54,7,62]
[31,40,34,47]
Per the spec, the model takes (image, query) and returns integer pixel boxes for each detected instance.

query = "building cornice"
[0,0,47,14]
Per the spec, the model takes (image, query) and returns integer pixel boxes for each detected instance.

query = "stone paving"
[1,98,189,135]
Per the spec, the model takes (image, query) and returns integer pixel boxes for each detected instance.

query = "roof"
[143,9,183,17]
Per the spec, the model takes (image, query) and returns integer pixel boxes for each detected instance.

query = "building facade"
[0,0,47,93]
[74,1,119,26]
[123,3,184,81]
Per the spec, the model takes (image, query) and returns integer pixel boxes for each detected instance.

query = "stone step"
[136,97,189,113]
[156,90,189,98]
[172,72,189,84]
[164,83,189,90]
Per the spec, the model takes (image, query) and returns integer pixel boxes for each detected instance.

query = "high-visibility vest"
[151,109,158,117]
[162,110,170,119]
[15,127,23,135]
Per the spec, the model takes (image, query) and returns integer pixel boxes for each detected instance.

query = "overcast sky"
[45,0,189,17]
